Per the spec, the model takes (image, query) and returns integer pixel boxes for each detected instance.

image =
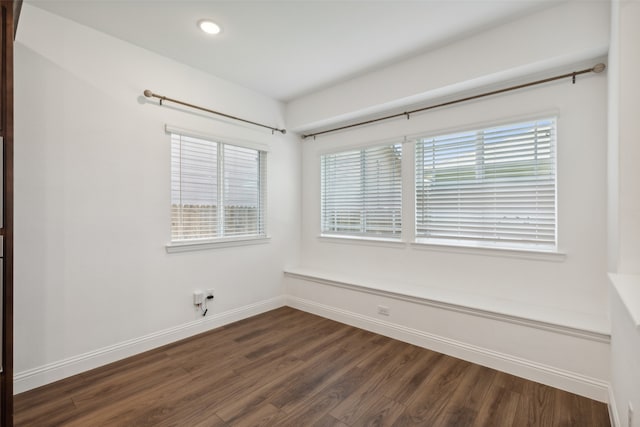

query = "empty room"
[2,0,639,425]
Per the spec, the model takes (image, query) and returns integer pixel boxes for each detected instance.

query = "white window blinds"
[222,144,266,237]
[321,143,402,238]
[171,133,266,242]
[415,118,556,250]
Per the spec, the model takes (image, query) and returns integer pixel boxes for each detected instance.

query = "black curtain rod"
[302,63,606,140]
[143,90,287,135]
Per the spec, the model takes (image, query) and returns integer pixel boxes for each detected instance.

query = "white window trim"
[313,114,566,262]
[320,142,403,239]
[168,126,268,247]
[318,234,406,249]
[165,124,270,153]
[166,235,271,253]
[414,117,558,252]
[411,239,566,261]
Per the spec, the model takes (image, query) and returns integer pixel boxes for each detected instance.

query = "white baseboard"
[608,385,621,427]
[14,296,286,394]
[16,291,613,410]
[286,295,610,403]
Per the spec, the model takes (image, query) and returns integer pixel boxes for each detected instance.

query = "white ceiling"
[26,0,554,102]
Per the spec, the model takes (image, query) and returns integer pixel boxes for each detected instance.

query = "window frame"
[320,142,403,241]
[166,126,269,252]
[414,117,559,253]
[315,116,565,260]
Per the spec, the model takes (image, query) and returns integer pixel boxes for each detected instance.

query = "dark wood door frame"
[1,1,16,425]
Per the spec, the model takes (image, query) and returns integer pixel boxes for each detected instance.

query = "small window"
[321,143,402,239]
[171,133,266,242]
[415,118,556,251]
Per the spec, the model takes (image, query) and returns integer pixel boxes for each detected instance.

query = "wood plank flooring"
[15,307,610,426]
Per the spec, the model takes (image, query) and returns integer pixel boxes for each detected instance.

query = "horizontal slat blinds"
[171,134,218,241]
[223,144,265,237]
[321,143,402,238]
[171,133,266,242]
[415,118,556,249]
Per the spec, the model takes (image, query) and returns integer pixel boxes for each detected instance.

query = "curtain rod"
[302,63,606,140]
[143,90,287,135]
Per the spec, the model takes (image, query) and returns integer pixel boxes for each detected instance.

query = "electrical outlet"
[377,305,390,316]
[629,402,634,427]
[193,290,204,305]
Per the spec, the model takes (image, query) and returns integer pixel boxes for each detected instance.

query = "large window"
[171,133,266,242]
[415,118,556,250]
[321,143,402,239]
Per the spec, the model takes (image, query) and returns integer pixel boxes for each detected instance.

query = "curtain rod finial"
[143,89,153,98]
[592,63,606,73]
[281,129,287,135]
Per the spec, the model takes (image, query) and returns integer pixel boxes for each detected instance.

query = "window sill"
[315,235,565,261]
[318,234,406,248]
[411,240,566,262]
[166,236,271,253]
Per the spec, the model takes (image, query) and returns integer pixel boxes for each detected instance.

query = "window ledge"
[411,240,566,262]
[284,267,609,342]
[318,234,406,248]
[166,236,271,253]
[609,273,640,331]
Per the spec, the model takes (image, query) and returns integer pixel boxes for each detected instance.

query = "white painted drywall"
[299,72,609,320]
[609,1,640,425]
[607,0,621,275]
[14,4,300,385]
[286,1,610,133]
[615,0,640,276]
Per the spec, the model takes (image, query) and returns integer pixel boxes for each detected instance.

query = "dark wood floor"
[15,307,610,426]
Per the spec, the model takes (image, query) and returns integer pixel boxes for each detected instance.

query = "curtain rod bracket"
[143,89,286,135]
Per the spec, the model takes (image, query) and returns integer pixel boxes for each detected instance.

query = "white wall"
[615,0,640,275]
[290,0,611,401]
[286,1,609,133]
[609,1,640,425]
[14,4,300,392]
[299,71,609,320]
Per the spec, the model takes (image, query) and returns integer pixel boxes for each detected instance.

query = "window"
[415,118,556,251]
[321,143,402,239]
[171,133,266,243]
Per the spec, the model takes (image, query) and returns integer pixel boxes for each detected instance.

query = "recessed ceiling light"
[198,20,221,35]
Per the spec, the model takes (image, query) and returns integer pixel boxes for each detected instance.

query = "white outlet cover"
[193,290,204,305]
[377,305,390,316]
